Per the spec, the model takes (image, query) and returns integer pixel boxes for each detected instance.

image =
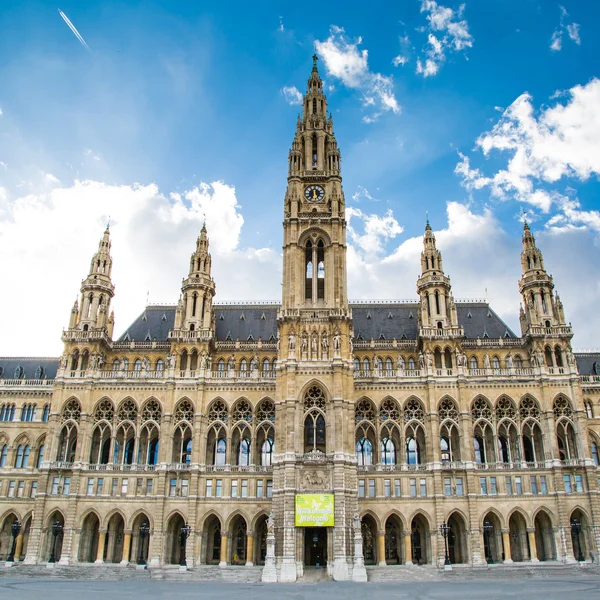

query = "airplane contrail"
[58,9,91,53]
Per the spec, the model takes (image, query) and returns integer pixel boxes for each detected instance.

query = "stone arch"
[409,511,431,565]
[224,509,251,532]
[446,510,469,564]
[360,512,379,565]
[481,509,504,564]
[165,511,186,565]
[382,509,408,531]
[508,509,530,562]
[129,510,152,565]
[228,512,249,565]
[479,507,506,529]
[298,378,331,402]
[202,513,223,565]
[102,511,125,563]
[91,396,115,417]
[506,506,532,528]
[78,511,100,563]
[0,511,21,560]
[44,509,66,563]
[253,512,269,566]
[533,508,556,561]
[297,227,333,247]
[570,507,592,561]
[383,512,405,565]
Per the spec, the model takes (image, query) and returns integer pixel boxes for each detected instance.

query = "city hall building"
[1,57,600,581]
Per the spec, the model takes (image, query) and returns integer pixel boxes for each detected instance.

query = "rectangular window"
[17,481,25,498]
[8,481,15,497]
[257,480,264,498]
[564,475,572,493]
[136,478,143,495]
[480,477,488,495]
[384,479,391,497]
[358,479,365,498]
[540,476,548,494]
[63,477,71,495]
[369,479,376,498]
[216,479,223,497]
[420,479,427,497]
[489,477,497,495]
[111,478,118,496]
[97,477,104,495]
[456,477,464,497]
[266,480,273,498]
[515,476,522,495]
[394,479,401,497]
[575,475,583,493]
[31,481,38,498]
[410,478,417,497]
[144,479,152,496]
[530,476,538,495]
[505,476,513,495]
[51,477,59,495]
[87,477,94,496]
[444,477,452,497]
[181,479,189,497]
[121,478,128,496]
[231,480,238,498]
[241,479,248,498]
[169,478,177,497]
[206,479,213,497]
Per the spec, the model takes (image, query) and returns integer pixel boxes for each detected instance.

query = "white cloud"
[0,107,3,116]
[45,173,59,183]
[351,185,377,202]
[415,0,473,77]
[314,26,400,121]
[84,148,101,161]
[0,179,280,355]
[455,78,600,214]
[393,55,409,67]
[347,207,403,257]
[550,5,581,52]
[392,35,413,67]
[281,86,302,105]
[278,16,284,32]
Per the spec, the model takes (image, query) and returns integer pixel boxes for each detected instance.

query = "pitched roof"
[0,357,58,380]
[574,352,600,376]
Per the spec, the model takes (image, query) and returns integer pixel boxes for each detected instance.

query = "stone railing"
[581,375,600,383]
[61,329,111,344]
[0,378,54,387]
[168,329,213,342]
[528,325,573,337]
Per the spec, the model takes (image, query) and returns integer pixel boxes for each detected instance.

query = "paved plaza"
[1,576,600,600]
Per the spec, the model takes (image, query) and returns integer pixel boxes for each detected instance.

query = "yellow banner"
[295,494,335,527]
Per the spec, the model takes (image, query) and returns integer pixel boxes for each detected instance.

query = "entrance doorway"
[304,527,327,567]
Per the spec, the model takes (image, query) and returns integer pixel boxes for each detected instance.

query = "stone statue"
[353,512,361,532]
[276,336,280,352]
[301,332,308,353]
[288,332,296,351]
[89,354,97,370]
[321,332,329,350]
[120,358,127,371]
[567,351,575,366]
[97,353,105,369]
[418,352,425,370]
[483,353,491,369]
[142,357,150,371]
[397,355,405,371]
[267,512,275,534]
[200,353,207,369]
[529,350,537,367]
[60,354,68,369]
[333,330,342,351]
[312,333,318,354]
[506,354,513,369]
[425,351,433,368]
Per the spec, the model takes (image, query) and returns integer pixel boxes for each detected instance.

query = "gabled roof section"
[215,305,278,342]
[575,352,600,376]
[0,357,59,379]
[117,306,175,342]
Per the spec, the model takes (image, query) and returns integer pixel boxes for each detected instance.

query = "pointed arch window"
[356,437,373,466]
[408,357,415,371]
[381,437,396,465]
[214,438,227,466]
[474,436,486,464]
[406,437,420,465]
[305,240,313,300]
[0,444,7,467]
[261,437,274,466]
[591,441,599,466]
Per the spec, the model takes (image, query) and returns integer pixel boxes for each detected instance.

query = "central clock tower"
[281,54,348,315]
[273,56,360,583]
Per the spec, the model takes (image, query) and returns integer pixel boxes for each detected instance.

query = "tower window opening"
[201,295,206,320]
[312,134,318,168]
[431,256,435,269]
[192,293,197,317]
[86,293,93,318]
[312,98,317,114]
[435,291,440,314]
[425,257,429,269]
[305,241,313,300]
[425,293,430,318]
[317,240,325,300]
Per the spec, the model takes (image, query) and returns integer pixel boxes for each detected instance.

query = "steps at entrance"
[300,567,332,583]
[366,565,440,582]
[0,562,263,583]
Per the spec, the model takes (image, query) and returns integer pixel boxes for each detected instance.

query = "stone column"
[261,529,277,582]
[527,529,539,563]
[352,519,367,582]
[502,529,512,563]
[95,531,106,564]
[246,534,254,567]
[14,533,24,561]
[121,533,132,565]
[219,531,228,567]
[404,533,413,565]
[377,531,386,566]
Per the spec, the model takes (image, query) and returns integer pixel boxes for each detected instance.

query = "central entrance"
[304,527,327,567]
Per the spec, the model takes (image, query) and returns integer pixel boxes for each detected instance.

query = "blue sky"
[0,0,599,355]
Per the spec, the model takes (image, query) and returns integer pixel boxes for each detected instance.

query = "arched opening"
[304,412,326,453]
[204,515,222,565]
[78,513,100,563]
[405,424,425,465]
[557,420,578,460]
[172,424,192,464]
[384,515,403,565]
[130,512,151,565]
[254,515,269,566]
[138,424,159,465]
[56,423,78,462]
[554,346,563,367]
[444,348,452,369]
[380,425,400,466]
[89,423,111,465]
[229,515,248,565]
[410,514,430,564]
[104,513,125,563]
[534,511,556,561]
[165,513,186,565]
[305,240,313,301]
[508,512,530,562]
[207,426,227,466]
[434,349,442,369]
[473,423,494,464]
[361,515,378,565]
[0,512,20,560]
[522,420,544,463]
[317,240,325,300]
[44,511,65,563]
[570,509,591,561]
[114,423,135,465]
[482,512,503,563]
[447,512,468,564]
[544,347,553,367]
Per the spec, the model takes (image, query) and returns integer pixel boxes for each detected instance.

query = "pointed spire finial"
[312,53,318,70]
[425,211,431,231]
[105,216,111,233]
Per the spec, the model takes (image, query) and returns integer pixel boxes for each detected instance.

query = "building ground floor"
[1,494,598,581]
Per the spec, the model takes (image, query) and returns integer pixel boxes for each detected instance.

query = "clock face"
[305,185,325,202]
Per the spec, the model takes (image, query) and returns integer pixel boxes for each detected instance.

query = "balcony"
[61,329,111,344]
[0,378,54,388]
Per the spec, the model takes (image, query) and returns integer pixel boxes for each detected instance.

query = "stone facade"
[1,56,600,581]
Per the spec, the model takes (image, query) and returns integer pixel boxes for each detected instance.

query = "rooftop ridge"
[573,349,600,354]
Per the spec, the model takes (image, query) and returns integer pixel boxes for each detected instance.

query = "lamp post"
[7,520,22,562]
[571,519,585,562]
[439,521,451,568]
[48,521,63,564]
[483,521,494,564]
[137,522,150,566]
[179,523,192,568]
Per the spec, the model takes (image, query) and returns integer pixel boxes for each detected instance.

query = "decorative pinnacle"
[425,211,431,231]
[312,53,318,69]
